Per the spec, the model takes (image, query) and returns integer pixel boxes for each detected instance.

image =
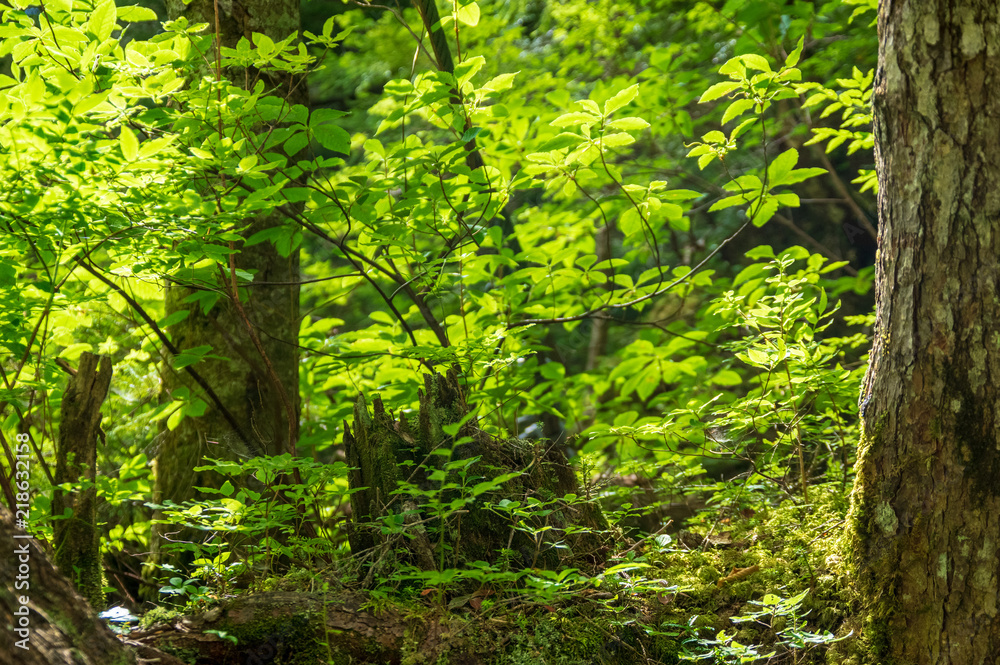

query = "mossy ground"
[634,482,864,664]
[136,481,872,664]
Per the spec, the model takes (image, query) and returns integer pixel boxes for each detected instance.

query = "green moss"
[159,643,201,665]
[844,412,896,665]
[140,605,184,629]
[944,363,1000,501]
[636,485,855,664]
[215,600,325,665]
[494,614,615,665]
[260,566,315,593]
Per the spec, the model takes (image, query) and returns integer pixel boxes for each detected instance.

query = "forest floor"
[125,483,866,665]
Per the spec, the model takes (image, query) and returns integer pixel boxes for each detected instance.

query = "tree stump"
[52,351,112,608]
[345,371,609,579]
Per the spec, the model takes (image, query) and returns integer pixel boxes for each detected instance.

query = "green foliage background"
[1,0,879,660]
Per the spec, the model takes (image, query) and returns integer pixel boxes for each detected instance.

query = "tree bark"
[149,0,304,584]
[0,503,186,665]
[51,352,112,609]
[849,2,1000,663]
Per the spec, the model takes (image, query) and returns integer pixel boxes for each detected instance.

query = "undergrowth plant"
[679,590,850,664]
[147,454,351,597]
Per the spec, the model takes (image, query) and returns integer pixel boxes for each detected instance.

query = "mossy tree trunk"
[51,352,111,609]
[345,371,609,579]
[1,503,185,665]
[848,2,1000,663]
[150,0,305,580]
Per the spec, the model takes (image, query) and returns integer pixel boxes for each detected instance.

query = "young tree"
[850,2,1000,662]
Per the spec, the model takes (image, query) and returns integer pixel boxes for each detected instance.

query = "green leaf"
[185,398,207,417]
[722,98,755,125]
[602,563,650,576]
[727,174,763,192]
[120,126,138,162]
[73,90,110,116]
[603,84,639,116]
[718,58,746,78]
[730,117,757,140]
[781,167,828,186]
[601,132,635,148]
[88,0,117,41]
[0,262,15,287]
[60,343,93,361]
[238,154,258,171]
[773,192,800,207]
[709,194,749,212]
[746,245,775,260]
[740,53,772,72]
[539,132,584,151]
[461,126,481,143]
[766,148,799,186]
[173,345,215,370]
[158,310,190,328]
[166,407,184,432]
[606,117,650,131]
[482,72,517,92]
[311,121,350,154]
[746,348,769,366]
[117,5,157,21]
[711,369,742,386]
[700,81,742,103]
[551,112,597,128]
[455,55,485,86]
[619,208,640,236]
[284,131,309,157]
[785,36,805,68]
[750,196,778,226]
[253,32,274,56]
[456,0,480,26]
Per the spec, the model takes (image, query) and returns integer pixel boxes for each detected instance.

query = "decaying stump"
[52,351,112,608]
[344,371,609,576]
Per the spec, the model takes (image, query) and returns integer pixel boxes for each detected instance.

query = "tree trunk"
[52,352,112,609]
[149,0,304,583]
[345,371,609,579]
[849,2,1000,663]
[0,503,186,665]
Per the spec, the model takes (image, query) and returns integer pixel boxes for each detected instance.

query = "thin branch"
[507,218,752,330]
[809,145,877,240]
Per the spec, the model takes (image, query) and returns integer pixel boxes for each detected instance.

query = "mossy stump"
[345,371,609,577]
[52,351,112,609]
